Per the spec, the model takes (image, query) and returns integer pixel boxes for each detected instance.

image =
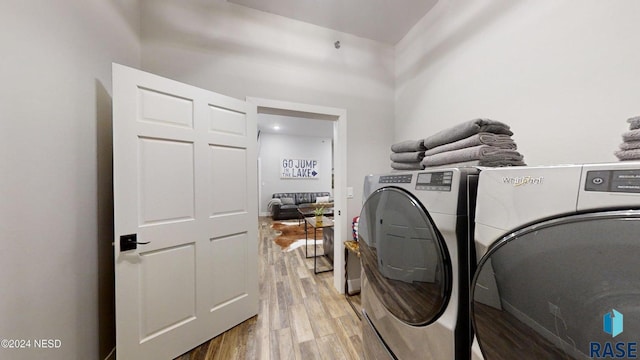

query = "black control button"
[585,170,610,192]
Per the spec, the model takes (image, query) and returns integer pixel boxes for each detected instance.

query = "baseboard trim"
[347,278,361,293]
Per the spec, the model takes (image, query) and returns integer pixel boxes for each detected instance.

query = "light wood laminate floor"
[175,217,363,360]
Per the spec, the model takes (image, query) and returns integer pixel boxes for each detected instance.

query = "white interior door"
[112,63,258,360]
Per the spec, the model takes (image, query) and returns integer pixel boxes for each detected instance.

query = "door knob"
[120,234,150,251]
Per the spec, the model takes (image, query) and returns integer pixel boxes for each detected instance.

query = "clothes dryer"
[360,168,479,359]
[471,162,640,360]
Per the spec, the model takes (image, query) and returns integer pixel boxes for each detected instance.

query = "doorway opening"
[247,97,347,292]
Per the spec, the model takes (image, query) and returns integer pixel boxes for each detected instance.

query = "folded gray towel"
[420,145,524,168]
[619,141,640,150]
[391,139,426,153]
[390,151,425,163]
[622,129,640,142]
[416,159,527,169]
[422,159,525,168]
[424,132,516,156]
[615,148,640,161]
[391,161,424,170]
[415,160,483,169]
[423,119,513,149]
[627,116,640,130]
[479,158,527,167]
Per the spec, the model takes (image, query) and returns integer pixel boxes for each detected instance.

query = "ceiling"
[239,1,440,134]
[227,0,439,45]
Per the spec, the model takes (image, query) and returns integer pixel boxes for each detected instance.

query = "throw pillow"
[316,196,330,203]
[280,197,295,205]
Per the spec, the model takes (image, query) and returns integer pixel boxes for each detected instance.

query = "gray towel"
[390,151,425,163]
[421,145,524,168]
[391,139,426,153]
[619,141,640,150]
[424,132,516,156]
[422,159,525,168]
[622,129,640,142]
[391,161,424,170]
[627,116,640,130]
[479,158,527,167]
[615,148,640,161]
[423,119,513,149]
[267,198,282,211]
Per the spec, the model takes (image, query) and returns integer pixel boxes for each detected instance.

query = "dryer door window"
[359,187,451,326]
[471,210,640,360]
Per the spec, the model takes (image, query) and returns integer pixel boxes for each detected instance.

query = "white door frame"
[247,97,347,292]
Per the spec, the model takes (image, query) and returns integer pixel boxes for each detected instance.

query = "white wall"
[0,1,140,359]
[396,0,640,166]
[139,0,395,227]
[259,134,332,214]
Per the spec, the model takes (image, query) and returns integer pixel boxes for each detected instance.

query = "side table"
[304,215,334,274]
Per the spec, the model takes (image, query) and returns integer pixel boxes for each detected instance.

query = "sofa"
[269,192,332,220]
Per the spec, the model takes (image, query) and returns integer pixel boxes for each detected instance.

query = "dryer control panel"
[585,169,640,193]
[416,171,453,191]
[379,174,413,183]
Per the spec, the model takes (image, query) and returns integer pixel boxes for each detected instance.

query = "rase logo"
[604,309,624,338]
[590,309,637,359]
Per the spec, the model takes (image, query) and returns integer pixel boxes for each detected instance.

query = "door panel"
[138,137,195,225]
[209,233,249,309]
[209,105,246,136]
[209,145,247,215]
[114,63,258,360]
[138,87,194,128]
[208,105,248,148]
[140,244,196,341]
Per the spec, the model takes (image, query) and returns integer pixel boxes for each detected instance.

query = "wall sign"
[281,158,319,179]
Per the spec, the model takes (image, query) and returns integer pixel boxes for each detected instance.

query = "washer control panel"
[379,174,413,183]
[585,169,640,193]
[415,171,453,192]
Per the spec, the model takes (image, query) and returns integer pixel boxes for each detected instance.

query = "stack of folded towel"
[615,116,640,161]
[390,139,427,170]
[420,118,525,168]
[390,118,526,170]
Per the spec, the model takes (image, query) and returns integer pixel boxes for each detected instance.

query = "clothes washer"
[359,167,479,359]
[471,162,640,360]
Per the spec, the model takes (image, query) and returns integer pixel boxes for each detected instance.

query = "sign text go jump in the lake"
[281,158,319,179]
